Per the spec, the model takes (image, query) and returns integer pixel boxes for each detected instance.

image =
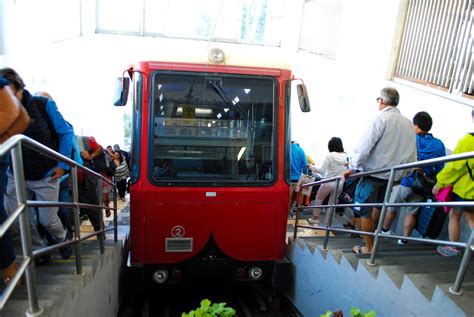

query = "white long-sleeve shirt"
[310,152,348,178]
[353,106,417,181]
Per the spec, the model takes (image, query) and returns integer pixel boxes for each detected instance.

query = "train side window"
[130,72,142,184]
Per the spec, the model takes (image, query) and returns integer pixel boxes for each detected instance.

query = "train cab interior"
[151,73,275,183]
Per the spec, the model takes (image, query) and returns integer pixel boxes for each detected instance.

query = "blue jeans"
[0,159,15,270]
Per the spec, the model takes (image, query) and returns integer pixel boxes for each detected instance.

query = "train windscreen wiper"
[207,80,248,120]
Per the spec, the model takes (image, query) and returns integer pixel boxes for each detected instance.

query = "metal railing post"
[449,230,474,295]
[70,165,83,275]
[11,144,43,316]
[322,178,341,251]
[98,178,105,255]
[293,191,301,240]
[0,135,122,312]
[113,187,118,243]
[369,169,396,266]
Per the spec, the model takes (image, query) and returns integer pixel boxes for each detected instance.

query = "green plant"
[320,307,376,317]
[182,299,236,317]
[350,307,376,317]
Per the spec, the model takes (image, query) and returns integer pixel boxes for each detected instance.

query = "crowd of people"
[0,68,130,286]
[290,87,473,257]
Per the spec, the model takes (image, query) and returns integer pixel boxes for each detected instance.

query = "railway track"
[143,282,301,317]
[118,277,301,317]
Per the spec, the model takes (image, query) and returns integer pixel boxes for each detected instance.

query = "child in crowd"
[381,111,446,244]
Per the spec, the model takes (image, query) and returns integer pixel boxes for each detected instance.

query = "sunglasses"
[376,97,383,103]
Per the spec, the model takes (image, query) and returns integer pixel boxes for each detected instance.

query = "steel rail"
[0,135,119,314]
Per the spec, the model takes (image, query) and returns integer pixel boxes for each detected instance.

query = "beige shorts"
[387,185,423,215]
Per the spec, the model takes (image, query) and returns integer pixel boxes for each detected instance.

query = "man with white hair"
[350,87,416,254]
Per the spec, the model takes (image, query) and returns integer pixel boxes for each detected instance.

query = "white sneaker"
[307,218,319,225]
[397,239,408,245]
[380,229,392,235]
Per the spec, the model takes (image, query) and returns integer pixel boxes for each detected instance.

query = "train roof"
[129,40,293,72]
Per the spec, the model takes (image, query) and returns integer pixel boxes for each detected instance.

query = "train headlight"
[152,269,169,284]
[209,48,225,64]
[248,267,263,280]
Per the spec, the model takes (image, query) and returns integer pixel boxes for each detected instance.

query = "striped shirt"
[114,160,129,181]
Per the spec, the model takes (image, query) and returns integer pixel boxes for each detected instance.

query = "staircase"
[1,238,125,317]
[283,235,474,317]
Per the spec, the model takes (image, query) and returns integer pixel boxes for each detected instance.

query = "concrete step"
[443,282,474,316]
[1,299,54,317]
[300,235,438,251]
[379,262,471,289]
[301,236,442,264]
[285,236,474,316]
[406,271,474,301]
[299,236,449,274]
[304,237,474,296]
[9,281,76,301]
[2,240,123,317]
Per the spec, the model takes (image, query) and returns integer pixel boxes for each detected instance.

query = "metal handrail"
[293,150,474,296]
[0,134,120,315]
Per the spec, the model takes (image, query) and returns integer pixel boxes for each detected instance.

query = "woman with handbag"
[433,129,474,257]
[0,76,30,286]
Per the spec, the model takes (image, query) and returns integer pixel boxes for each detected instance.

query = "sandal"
[352,245,371,255]
[0,262,19,287]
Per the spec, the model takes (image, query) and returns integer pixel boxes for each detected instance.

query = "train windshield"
[150,72,276,185]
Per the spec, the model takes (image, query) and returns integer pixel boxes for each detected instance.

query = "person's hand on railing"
[81,150,92,161]
[343,169,354,177]
[50,166,66,180]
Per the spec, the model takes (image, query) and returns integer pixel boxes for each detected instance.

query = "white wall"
[291,0,473,164]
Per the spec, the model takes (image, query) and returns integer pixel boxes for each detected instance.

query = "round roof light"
[209,48,225,64]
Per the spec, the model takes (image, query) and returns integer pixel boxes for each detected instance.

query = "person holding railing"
[349,87,416,255]
[308,137,349,224]
[76,135,105,232]
[380,111,446,244]
[0,76,30,285]
[433,122,474,257]
[289,141,309,213]
[0,68,74,260]
[34,91,84,239]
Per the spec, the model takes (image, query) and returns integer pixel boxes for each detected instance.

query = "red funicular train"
[114,47,310,284]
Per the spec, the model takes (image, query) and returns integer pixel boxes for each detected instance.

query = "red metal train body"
[114,48,310,283]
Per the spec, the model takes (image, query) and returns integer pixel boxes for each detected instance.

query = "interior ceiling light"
[176,107,212,114]
[209,48,225,64]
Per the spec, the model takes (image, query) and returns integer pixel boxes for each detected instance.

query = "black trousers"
[116,179,127,198]
[78,174,101,232]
